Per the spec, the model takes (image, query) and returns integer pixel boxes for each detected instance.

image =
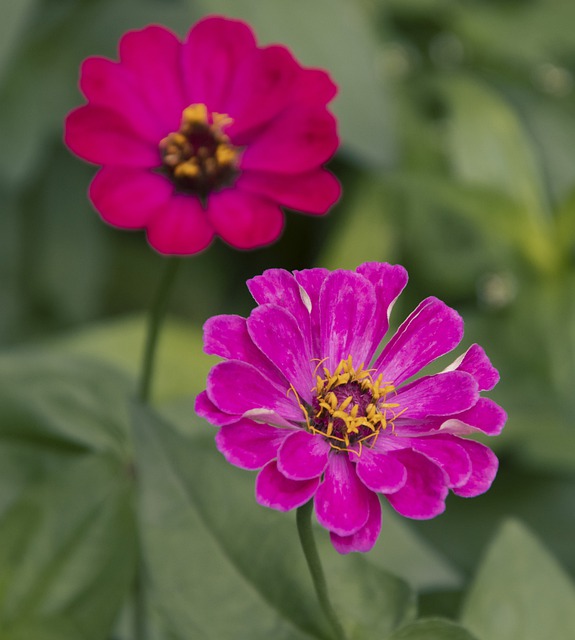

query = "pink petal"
[293,268,330,357]
[247,269,312,344]
[79,57,165,141]
[314,455,370,536]
[444,344,500,392]
[247,304,314,402]
[385,449,448,519]
[240,106,338,174]
[440,398,507,436]
[452,439,499,497]
[277,431,330,480]
[292,68,338,106]
[145,195,214,256]
[319,270,377,371]
[216,420,289,470]
[65,105,159,167]
[375,297,464,386]
[119,25,185,131]
[202,314,287,388]
[410,436,472,489]
[355,263,408,362]
[236,168,340,214]
[207,360,302,423]
[207,189,284,249]
[226,45,301,140]
[356,450,407,493]
[256,461,319,511]
[195,391,239,427]
[182,16,256,111]
[394,371,479,419]
[330,490,381,554]
[89,167,173,229]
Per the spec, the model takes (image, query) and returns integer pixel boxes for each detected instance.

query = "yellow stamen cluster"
[159,103,239,193]
[291,356,403,456]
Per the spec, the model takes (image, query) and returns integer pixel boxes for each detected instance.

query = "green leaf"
[48,313,218,403]
[0,0,38,84]
[386,618,478,639]
[198,0,393,167]
[461,520,575,640]
[133,402,415,640]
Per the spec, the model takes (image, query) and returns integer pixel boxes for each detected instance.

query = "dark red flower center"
[159,103,240,198]
[293,356,403,455]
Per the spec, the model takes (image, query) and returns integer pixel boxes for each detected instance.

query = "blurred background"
[1,0,575,638]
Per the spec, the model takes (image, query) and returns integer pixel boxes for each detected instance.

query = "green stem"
[133,257,181,640]
[296,500,347,640]
[137,258,181,403]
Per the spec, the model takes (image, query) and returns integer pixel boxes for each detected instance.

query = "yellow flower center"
[292,356,404,456]
[159,103,240,198]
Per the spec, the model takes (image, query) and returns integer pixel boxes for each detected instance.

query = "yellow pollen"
[289,356,406,457]
[159,102,240,196]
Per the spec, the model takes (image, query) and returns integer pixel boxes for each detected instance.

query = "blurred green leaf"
[49,313,217,403]
[0,0,38,84]
[196,0,393,167]
[386,618,478,639]
[461,519,575,640]
[133,402,415,640]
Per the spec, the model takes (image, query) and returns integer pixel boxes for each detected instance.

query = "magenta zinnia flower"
[64,16,340,255]
[196,263,506,554]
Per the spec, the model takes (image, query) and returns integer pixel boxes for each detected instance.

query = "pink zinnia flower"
[64,16,340,255]
[196,263,506,554]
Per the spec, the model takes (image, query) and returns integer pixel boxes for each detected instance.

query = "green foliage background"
[1,0,575,638]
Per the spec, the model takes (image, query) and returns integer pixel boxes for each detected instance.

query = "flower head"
[65,16,340,255]
[196,263,506,554]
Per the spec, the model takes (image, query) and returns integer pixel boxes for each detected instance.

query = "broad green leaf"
[133,402,415,640]
[2,615,83,640]
[461,520,575,640]
[198,0,393,167]
[49,314,218,403]
[0,351,130,454]
[0,0,38,84]
[386,618,478,639]
[440,75,553,271]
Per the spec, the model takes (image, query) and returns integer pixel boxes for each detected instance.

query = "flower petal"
[452,439,499,497]
[443,344,500,391]
[247,304,314,402]
[385,449,448,519]
[89,167,173,229]
[292,68,337,106]
[119,25,185,131]
[79,57,165,140]
[375,297,464,386]
[356,450,407,494]
[195,391,239,427]
[240,106,338,174]
[293,268,330,357]
[226,45,301,140]
[330,490,381,554]
[315,455,370,536]
[65,105,159,167]
[410,436,472,489]
[439,397,507,436]
[277,431,330,480]
[355,262,408,363]
[182,16,256,111]
[256,461,319,511]
[394,371,479,419]
[207,360,302,422]
[319,270,377,370]
[145,195,214,255]
[203,314,287,388]
[207,189,284,249]
[216,420,289,470]
[236,168,340,215]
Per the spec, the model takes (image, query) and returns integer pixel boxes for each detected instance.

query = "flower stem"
[138,257,181,403]
[134,256,181,640]
[296,500,347,640]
